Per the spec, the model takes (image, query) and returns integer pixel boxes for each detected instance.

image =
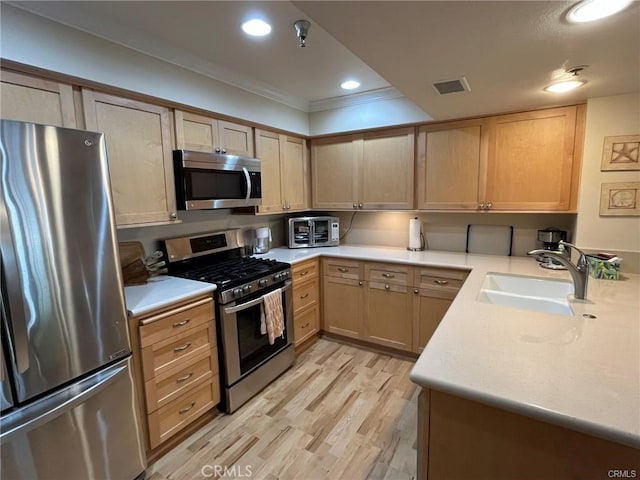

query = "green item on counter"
[586,255,621,280]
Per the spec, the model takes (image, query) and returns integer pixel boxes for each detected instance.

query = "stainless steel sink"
[477,273,574,316]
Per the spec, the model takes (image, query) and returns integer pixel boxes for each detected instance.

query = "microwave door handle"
[224,281,292,315]
[242,167,251,204]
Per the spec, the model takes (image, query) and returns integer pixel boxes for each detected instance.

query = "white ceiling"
[9,1,640,120]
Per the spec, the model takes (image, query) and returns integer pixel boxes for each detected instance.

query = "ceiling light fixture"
[340,80,360,90]
[294,20,311,47]
[242,19,271,37]
[544,66,587,93]
[566,0,633,23]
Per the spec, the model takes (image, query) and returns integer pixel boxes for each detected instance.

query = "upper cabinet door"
[82,90,177,227]
[218,120,254,157]
[175,110,219,153]
[360,128,415,210]
[485,106,577,211]
[175,110,254,157]
[281,135,308,212]
[416,120,488,210]
[255,129,283,214]
[1,70,76,128]
[311,135,359,210]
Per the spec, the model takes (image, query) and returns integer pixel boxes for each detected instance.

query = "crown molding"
[308,87,405,112]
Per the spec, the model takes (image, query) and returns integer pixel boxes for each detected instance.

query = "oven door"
[219,281,293,386]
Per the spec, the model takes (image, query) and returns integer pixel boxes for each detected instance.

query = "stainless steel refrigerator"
[0,120,146,479]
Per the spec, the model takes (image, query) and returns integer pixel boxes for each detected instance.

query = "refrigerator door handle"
[0,359,129,441]
[0,198,30,374]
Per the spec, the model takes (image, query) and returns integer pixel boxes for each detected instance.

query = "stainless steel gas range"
[162,229,294,413]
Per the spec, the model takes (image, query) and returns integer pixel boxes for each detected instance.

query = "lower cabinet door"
[364,282,413,351]
[322,276,363,339]
[412,288,456,354]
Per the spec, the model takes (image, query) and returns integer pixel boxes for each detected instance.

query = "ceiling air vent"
[432,77,471,95]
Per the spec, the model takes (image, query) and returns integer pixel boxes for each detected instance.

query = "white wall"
[575,93,640,273]
[309,97,431,135]
[0,5,309,135]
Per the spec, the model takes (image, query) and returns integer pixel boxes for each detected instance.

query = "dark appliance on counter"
[536,227,569,270]
[0,120,146,479]
[288,216,340,248]
[173,149,262,210]
[162,229,293,413]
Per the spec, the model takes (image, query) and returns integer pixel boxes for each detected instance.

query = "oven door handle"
[224,280,292,315]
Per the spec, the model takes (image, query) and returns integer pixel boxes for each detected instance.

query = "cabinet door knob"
[358,281,364,286]
[358,203,363,209]
[414,289,419,294]
[384,284,390,290]
[170,212,177,220]
[221,148,227,154]
[486,202,493,209]
[353,203,358,209]
[479,203,485,209]
[214,147,221,153]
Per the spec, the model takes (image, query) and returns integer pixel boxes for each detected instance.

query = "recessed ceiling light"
[544,79,586,93]
[566,0,633,23]
[242,19,272,37]
[340,80,360,90]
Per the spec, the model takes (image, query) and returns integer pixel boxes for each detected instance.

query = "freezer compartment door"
[0,356,146,480]
[0,120,130,402]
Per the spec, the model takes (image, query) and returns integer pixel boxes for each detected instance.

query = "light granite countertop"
[124,276,216,317]
[260,245,640,449]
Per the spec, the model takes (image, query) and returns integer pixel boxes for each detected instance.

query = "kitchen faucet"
[527,240,590,300]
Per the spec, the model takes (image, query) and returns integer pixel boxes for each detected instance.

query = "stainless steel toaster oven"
[288,216,339,248]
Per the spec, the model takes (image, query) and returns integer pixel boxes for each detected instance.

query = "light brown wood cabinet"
[255,129,308,214]
[1,70,77,128]
[292,259,320,347]
[311,128,415,210]
[412,267,469,354]
[82,90,178,227]
[418,388,638,480]
[416,105,585,212]
[128,295,220,452]
[322,258,364,339]
[175,110,254,157]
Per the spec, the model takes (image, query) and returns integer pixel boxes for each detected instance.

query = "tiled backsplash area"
[332,211,578,258]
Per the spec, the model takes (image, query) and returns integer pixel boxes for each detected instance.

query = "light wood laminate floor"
[147,338,418,480]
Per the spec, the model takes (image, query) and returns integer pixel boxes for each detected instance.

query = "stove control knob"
[242,285,251,293]
[232,288,242,298]
[281,271,289,279]
[272,273,280,281]
[258,279,268,287]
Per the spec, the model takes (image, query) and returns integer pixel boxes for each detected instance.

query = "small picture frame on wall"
[599,182,640,216]
[601,134,640,171]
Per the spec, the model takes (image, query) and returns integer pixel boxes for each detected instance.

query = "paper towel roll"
[409,217,422,250]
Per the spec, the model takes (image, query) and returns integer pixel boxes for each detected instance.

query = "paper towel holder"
[407,217,426,251]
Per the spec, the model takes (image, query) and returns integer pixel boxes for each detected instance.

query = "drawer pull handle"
[382,273,395,278]
[172,319,191,328]
[338,267,349,273]
[300,293,310,299]
[179,401,196,415]
[176,373,193,383]
[300,270,309,276]
[385,284,390,290]
[302,322,310,328]
[173,342,192,352]
[434,280,449,286]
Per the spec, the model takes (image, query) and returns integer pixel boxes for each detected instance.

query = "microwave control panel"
[331,221,340,241]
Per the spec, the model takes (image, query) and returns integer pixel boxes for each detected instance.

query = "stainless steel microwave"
[173,150,262,210]
[288,216,339,248]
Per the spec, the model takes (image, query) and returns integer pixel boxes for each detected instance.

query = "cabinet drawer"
[369,281,409,294]
[323,258,362,280]
[366,263,411,286]
[139,297,214,348]
[415,268,469,291]
[292,259,319,282]
[294,303,319,346]
[144,350,218,412]
[293,279,319,312]
[147,380,219,449]
[141,323,214,380]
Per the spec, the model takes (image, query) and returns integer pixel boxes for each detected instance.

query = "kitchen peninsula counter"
[262,245,640,449]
